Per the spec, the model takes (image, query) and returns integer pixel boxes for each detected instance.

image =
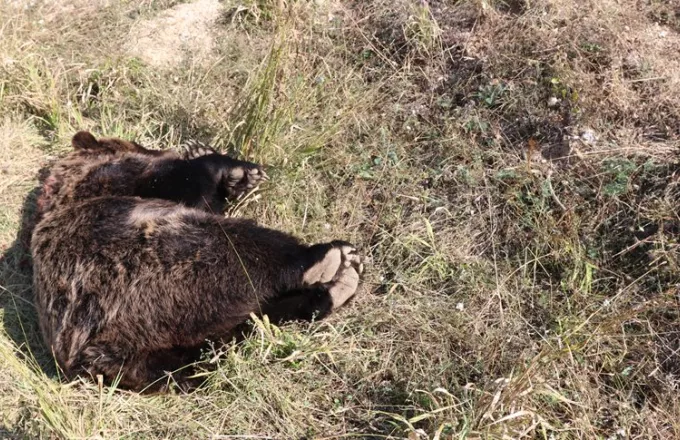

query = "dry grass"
[1,0,679,438]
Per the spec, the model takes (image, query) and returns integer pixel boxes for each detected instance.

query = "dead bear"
[31,131,364,392]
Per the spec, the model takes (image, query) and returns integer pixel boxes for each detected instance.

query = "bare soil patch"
[127,0,223,68]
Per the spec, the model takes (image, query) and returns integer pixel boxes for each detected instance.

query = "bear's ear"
[72,131,100,151]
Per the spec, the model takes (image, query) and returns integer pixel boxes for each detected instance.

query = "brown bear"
[31,131,363,392]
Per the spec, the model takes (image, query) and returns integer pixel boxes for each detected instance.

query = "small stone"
[580,129,597,144]
[547,96,559,107]
[414,429,428,439]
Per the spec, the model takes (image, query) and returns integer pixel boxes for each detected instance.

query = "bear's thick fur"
[31,132,363,392]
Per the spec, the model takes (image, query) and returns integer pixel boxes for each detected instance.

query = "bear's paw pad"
[225,163,268,199]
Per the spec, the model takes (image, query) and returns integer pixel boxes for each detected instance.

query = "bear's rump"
[31,196,284,372]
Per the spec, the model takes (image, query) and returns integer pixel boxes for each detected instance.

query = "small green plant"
[581,41,603,53]
[476,81,506,107]
[549,77,579,102]
[463,116,490,135]
[602,158,637,197]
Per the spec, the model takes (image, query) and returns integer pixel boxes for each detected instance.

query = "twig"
[546,171,567,212]
[629,76,666,83]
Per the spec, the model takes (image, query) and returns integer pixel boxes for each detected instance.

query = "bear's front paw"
[181,139,218,159]
[223,161,268,200]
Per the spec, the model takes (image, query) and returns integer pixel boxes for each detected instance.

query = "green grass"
[1,0,680,438]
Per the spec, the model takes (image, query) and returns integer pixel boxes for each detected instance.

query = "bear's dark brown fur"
[31,132,363,392]
[35,132,266,225]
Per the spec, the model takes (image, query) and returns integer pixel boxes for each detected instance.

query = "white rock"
[580,129,597,144]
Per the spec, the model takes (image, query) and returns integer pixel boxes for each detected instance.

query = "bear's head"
[71,131,155,156]
[28,132,175,242]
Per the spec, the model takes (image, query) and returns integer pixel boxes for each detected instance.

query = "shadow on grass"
[0,426,24,440]
[0,167,58,379]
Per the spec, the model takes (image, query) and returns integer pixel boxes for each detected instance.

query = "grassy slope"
[1,0,679,438]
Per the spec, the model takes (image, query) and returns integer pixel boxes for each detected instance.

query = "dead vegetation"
[0,0,679,438]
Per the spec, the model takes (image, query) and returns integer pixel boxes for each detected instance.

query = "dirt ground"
[127,0,222,68]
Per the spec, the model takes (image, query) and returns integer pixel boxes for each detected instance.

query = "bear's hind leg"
[70,343,202,393]
[301,242,363,311]
[68,343,152,392]
[263,242,364,323]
